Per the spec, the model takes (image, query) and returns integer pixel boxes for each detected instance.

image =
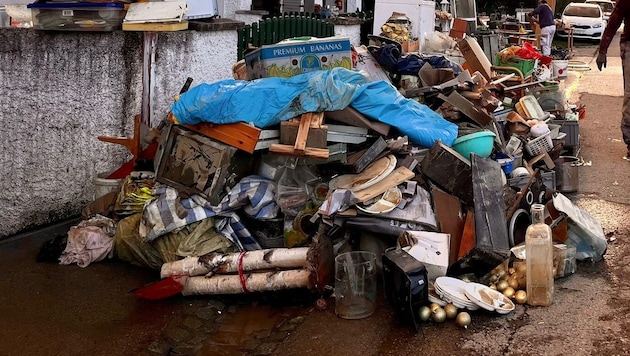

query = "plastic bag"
[276,164,320,216]
[552,194,607,261]
[424,31,455,53]
[517,42,543,60]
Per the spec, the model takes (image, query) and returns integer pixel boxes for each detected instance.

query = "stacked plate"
[464,283,515,315]
[434,277,479,311]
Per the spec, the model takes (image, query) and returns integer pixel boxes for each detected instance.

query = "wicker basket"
[525,132,552,156]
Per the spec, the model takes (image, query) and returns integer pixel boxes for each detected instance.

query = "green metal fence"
[237,14,336,60]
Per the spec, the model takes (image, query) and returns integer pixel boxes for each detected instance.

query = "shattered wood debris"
[73,33,608,329]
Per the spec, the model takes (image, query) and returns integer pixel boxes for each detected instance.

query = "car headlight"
[593,23,602,28]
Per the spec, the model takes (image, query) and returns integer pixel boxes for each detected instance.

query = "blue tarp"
[171,68,458,147]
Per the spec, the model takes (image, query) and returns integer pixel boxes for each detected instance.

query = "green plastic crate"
[493,55,536,77]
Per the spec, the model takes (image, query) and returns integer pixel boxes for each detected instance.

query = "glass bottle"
[525,203,554,306]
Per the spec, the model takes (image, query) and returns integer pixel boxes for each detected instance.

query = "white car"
[557,2,607,41]
[585,0,615,20]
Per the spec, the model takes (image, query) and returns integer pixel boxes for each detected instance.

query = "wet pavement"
[2,37,630,356]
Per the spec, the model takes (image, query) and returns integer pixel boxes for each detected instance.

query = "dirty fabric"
[170,67,458,147]
[116,214,235,270]
[59,215,116,267]
[370,44,462,76]
[140,177,277,250]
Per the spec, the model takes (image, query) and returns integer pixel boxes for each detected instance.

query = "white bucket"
[552,60,569,78]
[94,173,123,200]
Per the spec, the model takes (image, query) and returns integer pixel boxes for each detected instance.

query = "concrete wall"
[0,19,361,238]
[0,28,237,238]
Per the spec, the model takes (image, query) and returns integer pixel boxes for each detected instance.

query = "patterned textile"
[140,176,278,251]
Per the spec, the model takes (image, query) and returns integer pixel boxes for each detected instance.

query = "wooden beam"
[184,122,261,154]
[294,112,313,154]
[353,167,415,202]
[97,114,143,160]
[123,22,189,32]
[268,144,330,159]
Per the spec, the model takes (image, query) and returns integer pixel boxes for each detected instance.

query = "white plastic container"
[530,122,553,149]
[94,173,123,200]
[552,60,569,78]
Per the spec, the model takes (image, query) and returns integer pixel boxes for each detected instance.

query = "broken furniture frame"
[270,112,330,159]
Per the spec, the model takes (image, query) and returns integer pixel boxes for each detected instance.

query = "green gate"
[237,13,335,60]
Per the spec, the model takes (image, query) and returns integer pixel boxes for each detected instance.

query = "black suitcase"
[382,247,429,331]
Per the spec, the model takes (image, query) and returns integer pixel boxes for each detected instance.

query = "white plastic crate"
[525,132,552,156]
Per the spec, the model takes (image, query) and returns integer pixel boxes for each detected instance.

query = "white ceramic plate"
[435,277,479,310]
[329,155,397,192]
[356,186,402,215]
[428,288,447,306]
[465,283,515,314]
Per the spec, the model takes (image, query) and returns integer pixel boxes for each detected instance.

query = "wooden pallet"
[269,112,329,159]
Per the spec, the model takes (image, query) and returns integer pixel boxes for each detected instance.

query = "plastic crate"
[27,2,126,31]
[551,119,579,148]
[494,55,536,77]
[525,132,552,156]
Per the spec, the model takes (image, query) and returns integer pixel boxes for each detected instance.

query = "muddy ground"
[1,35,629,356]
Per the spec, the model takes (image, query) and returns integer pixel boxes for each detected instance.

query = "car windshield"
[564,5,601,17]
[596,2,614,12]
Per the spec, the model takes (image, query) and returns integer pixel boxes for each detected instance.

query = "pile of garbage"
[46,34,608,330]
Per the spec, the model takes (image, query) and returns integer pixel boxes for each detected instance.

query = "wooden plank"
[458,209,476,259]
[353,167,415,203]
[438,91,493,126]
[420,141,474,207]
[294,113,313,154]
[269,144,329,158]
[431,185,465,265]
[280,123,327,148]
[471,154,510,254]
[311,112,324,127]
[184,122,261,154]
[122,22,189,31]
[97,114,142,160]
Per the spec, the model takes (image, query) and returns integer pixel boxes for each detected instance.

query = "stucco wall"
[0,20,360,238]
[0,28,237,238]
[334,23,362,47]
[152,30,238,123]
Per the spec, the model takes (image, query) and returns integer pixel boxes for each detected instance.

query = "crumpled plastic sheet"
[553,193,607,261]
[171,67,458,148]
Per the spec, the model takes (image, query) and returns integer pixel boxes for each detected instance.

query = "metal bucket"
[554,156,579,193]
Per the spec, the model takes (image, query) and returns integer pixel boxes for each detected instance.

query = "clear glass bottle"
[526,204,554,306]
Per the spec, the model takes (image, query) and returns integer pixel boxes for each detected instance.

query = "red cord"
[238,252,250,293]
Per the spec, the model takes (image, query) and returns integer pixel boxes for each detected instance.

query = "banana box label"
[245,36,352,79]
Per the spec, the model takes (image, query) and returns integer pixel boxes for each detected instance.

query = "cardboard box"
[457,37,493,80]
[401,39,419,53]
[354,46,391,83]
[245,36,353,79]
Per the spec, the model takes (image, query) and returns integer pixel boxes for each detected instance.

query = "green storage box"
[493,55,536,77]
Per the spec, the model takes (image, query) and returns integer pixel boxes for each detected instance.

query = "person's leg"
[621,42,630,158]
[540,26,552,56]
